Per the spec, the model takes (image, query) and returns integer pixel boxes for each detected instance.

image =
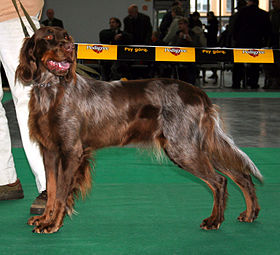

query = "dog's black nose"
[64,42,74,52]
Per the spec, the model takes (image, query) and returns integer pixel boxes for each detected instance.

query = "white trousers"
[0,16,46,193]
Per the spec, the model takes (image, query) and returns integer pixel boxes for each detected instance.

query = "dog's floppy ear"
[16,36,37,84]
[65,37,77,84]
[65,57,77,84]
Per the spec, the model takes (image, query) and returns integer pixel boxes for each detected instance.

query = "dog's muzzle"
[46,59,72,76]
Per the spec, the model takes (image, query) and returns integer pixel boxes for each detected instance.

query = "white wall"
[41,0,154,44]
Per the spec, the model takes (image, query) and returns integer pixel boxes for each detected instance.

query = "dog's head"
[16,26,76,84]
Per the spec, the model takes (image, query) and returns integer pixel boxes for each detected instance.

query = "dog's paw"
[32,223,62,234]
[200,217,221,230]
[238,209,259,223]
[27,216,44,226]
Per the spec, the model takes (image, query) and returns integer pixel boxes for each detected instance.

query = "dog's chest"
[29,87,62,150]
[29,114,56,151]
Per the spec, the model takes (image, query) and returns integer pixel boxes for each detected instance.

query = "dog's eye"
[45,35,54,40]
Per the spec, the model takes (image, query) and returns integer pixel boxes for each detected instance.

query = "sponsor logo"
[86,45,109,54]
[202,49,226,55]
[242,49,265,58]
[124,47,149,53]
[165,48,187,56]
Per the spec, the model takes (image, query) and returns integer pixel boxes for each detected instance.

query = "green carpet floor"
[2,91,13,103]
[1,91,280,254]
[206,91,280,98]
[0,147,279,255]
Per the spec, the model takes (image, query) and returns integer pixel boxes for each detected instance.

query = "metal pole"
[231,0,235,14]
[219,0,222,34]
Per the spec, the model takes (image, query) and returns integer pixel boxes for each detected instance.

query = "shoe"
[250,84,260,89]
[270,80,280,89]
[0,179,24,200]
[30,190,47,215]
[232,84,240,89]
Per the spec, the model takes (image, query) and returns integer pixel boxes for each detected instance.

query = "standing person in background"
[123,4,152,45]
[41,8,64,28]
[233,0,271,89]
[228,0,247,89]
[228,0,247,48]
[189,11,203,29]
[205,11,219,82]
[0,0,46,214]
[159,0,182,40]
[269,0,280,49]
[163,5,184,45]
[263,0,280,89]
[205,11,219,47]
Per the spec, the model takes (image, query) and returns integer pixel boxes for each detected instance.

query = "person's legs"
[232,63,245,89]
[0,62,18,186]
[0,17,46,196]
[246,64,260,89]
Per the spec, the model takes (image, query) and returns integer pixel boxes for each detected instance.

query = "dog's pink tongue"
[47,60,57,70]
[58,61,70,70]
[47,60,70,72]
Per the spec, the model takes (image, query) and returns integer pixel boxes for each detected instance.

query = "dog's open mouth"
[47,60,71,72]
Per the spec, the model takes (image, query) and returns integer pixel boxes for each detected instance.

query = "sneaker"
[30,190,47,215]
[0,179,24,200]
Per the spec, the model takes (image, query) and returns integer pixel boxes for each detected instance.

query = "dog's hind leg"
[205,104,261,223]
[66,150,92,216]
[236,174,260,222]
[164,144,228,230]
[213,164,260,223]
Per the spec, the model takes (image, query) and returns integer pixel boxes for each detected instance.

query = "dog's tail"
[201,105,263,182]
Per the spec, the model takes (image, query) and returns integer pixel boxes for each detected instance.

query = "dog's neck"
[33,71,65,87]
[32,71,66,114]
[34,82,52,88]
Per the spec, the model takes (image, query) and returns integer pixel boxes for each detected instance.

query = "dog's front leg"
[28,149,58,229]
[32,149,82,234]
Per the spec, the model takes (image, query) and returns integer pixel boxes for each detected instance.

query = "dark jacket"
[189,18,203,29]
[170,30,196,47]
[42,18,64,28]
[159,11,173,40]
[99,29,132,45]
[228,12,240,47]
[233,5,271,48]
[123,12,152,45]
[269,9,280,48]
[205,18,219,47]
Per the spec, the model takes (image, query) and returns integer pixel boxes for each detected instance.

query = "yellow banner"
[233,49,274,63]
[155,46,195,62]
[77,44,118,60]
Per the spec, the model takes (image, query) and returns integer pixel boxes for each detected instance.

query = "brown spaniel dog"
[16,26,262,233]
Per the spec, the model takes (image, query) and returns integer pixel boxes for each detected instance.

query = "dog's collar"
[34,82,51,88]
